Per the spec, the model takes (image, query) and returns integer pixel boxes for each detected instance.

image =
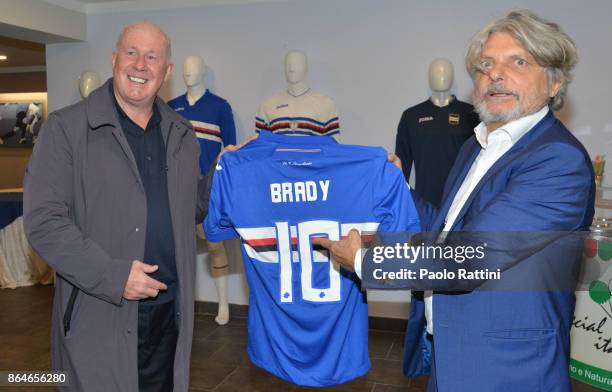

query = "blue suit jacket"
[364,112,595,391]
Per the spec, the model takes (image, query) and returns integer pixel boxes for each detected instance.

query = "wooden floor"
[0,285,604,391]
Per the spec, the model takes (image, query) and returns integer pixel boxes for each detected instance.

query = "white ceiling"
[42,0,291,14]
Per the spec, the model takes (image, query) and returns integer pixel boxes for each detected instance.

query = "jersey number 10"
[275,220,341,303]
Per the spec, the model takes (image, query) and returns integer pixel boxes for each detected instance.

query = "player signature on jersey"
[282,161,313,166]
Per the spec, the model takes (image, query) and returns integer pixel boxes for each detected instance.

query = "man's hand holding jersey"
[313,153,403,274]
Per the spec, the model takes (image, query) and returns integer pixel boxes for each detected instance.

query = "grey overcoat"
[23,79,208,391]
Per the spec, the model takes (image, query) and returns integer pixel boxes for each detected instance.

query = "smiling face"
[111,23,173,111]
[473,32,560,130]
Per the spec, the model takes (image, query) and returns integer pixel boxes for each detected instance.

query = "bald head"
[111,20,173,113]
[116,21,171,60]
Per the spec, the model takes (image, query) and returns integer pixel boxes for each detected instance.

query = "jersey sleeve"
[220,101,237,146]
[324,98,340,139]
[255,103,269,133]
[204,155,239,242]
[372,158,421,233]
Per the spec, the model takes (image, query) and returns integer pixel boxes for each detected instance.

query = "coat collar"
[86,78,191,132]
[473,105,549,149]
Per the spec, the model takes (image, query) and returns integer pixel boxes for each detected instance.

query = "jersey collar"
[257,130,338,145]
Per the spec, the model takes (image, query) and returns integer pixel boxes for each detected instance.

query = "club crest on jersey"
[418,116,433,123]
[449,113,460,125]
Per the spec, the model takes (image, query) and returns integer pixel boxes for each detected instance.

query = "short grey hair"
[465,9,577,111]
[115,21,172,60]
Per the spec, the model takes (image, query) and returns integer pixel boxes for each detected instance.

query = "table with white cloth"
[0,189,53,289]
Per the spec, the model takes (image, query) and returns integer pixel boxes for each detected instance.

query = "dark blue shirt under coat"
[112,90,177,305]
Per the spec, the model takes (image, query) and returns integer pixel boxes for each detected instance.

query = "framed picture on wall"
[0,92,47,148]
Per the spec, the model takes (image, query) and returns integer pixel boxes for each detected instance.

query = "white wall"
[45,0,612,318]
[0,0,86,43]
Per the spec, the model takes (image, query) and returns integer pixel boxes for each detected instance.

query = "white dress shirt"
[355,105,550,335]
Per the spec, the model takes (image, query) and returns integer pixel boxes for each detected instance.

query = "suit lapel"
[432,141,480,231]
[448,112,557,230]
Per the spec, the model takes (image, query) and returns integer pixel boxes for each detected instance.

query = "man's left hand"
[312,229,361,272]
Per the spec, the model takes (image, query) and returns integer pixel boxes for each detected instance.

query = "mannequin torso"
[168,54,236,326]
[168,55,236,174]
[256,50,340,139]
[256,90,339,137]
[395,58,480,207]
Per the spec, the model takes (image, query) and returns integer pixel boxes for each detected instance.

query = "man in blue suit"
[314,9,595,392]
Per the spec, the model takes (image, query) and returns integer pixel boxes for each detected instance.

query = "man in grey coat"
[23,22,207,391]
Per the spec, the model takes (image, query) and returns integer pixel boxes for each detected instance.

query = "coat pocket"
[63,286,79,337]
[481,328,558,392]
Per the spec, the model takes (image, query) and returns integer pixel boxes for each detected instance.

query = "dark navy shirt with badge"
[395,96,480,207]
